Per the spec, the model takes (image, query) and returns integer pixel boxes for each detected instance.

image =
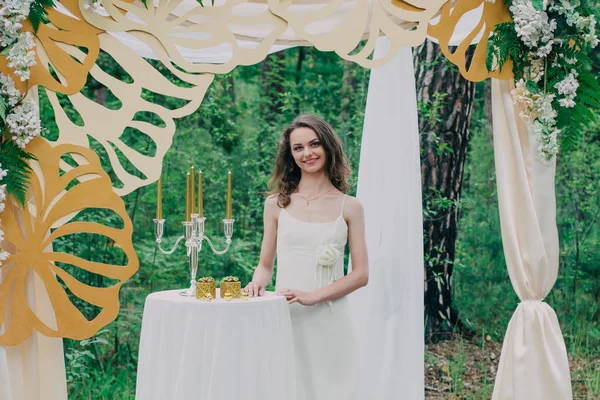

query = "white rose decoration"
[314,244,342,312]
[316,244,341,267]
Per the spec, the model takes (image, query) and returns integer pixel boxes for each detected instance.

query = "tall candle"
[198,170,203,218]
[226,171,232,220]
[156,175,162,220]
[190,166,196,215]
[186,172,191,221]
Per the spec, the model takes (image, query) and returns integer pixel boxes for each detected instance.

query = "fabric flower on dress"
[316,244,342,267]
[315,244,342,311]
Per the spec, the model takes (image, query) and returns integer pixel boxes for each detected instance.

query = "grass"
[425,334,599,399]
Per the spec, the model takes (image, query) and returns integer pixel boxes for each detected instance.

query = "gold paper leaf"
[428,0,514,82]
[0,0,105,95]
[0,139,138,346]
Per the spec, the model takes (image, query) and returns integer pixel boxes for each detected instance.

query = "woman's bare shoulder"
[343,195,365,219]
[264,194,282,217]
[265,193,279,206]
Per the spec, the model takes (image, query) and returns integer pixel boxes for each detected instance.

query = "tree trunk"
[414,41,477,341]
[294,47,306,114]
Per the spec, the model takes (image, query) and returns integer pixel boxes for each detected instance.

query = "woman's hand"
[243,282,265,297]
[276,288,320,306]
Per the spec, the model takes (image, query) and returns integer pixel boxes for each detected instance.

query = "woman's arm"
[245,195,279,297]
[278,196,369,305]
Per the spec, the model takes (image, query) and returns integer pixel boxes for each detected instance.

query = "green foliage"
[29,0,56,32]
[557,70,600,151]
[485,22,525,79]
[0,97,6,121]
[0,139,35,206]
[485,1,600,156]
[200,74,240,153]
[532,0,544,11]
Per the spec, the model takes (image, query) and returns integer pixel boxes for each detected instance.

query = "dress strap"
[339,194,348,217]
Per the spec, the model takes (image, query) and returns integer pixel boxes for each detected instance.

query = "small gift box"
[196,277,216,300]
[220,276,242,299]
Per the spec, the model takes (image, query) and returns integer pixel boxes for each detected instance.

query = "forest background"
[37,38,600,398]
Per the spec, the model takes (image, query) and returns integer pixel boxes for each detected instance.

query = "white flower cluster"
[7,31,36,81]
[1,73,41,148]
[510,0,557,57]
[6,100,41,148]
[508,0,599,162]
[511,79,560,162]
[527,56,545,83]
[0,0,36,81]
[550,0,600,48]
[0,0,33,46]
[84,0,106,15]
[512,79,557,122]
[554,70,579,108]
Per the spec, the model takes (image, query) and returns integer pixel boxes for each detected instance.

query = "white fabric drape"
[348,38,424,400]
[491,79,572,400]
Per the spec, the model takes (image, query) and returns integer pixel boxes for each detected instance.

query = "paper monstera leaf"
[0,139,138,346]
[41,32,214,196]
[0,0,105,96]
[428,0,513,81]
[80,0,287,75]
[268,0,447,68]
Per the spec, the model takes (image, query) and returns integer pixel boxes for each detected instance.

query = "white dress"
[275,194,359,400]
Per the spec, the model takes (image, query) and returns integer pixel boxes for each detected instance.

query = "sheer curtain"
[348,38,424,400]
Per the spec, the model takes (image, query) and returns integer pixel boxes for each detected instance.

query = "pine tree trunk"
[414,41,477,341]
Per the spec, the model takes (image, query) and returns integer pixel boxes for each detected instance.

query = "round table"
[135,289,296,400]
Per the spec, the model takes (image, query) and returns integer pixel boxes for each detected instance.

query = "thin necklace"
[296,187,336,206]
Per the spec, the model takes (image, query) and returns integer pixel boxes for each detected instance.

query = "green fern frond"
[486,22,524,77]
[0,140,36,206]
[577,72,600,108]
[29,0,56,32]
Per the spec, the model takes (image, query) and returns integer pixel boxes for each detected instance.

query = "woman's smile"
[304,157,319,166]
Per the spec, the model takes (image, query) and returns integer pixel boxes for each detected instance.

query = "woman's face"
[289,127,326,174]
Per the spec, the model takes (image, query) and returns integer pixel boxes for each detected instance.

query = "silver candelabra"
[153,214,234,296]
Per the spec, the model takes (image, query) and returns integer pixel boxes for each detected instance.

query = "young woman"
[244,114,369,400]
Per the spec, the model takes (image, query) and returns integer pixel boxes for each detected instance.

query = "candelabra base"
[179,280,197,297]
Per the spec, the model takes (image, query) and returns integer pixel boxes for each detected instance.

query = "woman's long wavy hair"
[268,115,352,208]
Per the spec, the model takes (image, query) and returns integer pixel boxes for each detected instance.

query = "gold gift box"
[196,277,216,300]
[220,276,243,299]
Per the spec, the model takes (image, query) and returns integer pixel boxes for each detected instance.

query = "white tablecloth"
[135,289,296,400]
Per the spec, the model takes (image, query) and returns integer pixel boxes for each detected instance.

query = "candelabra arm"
[156,235,186,254]
[201,235,231,255]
